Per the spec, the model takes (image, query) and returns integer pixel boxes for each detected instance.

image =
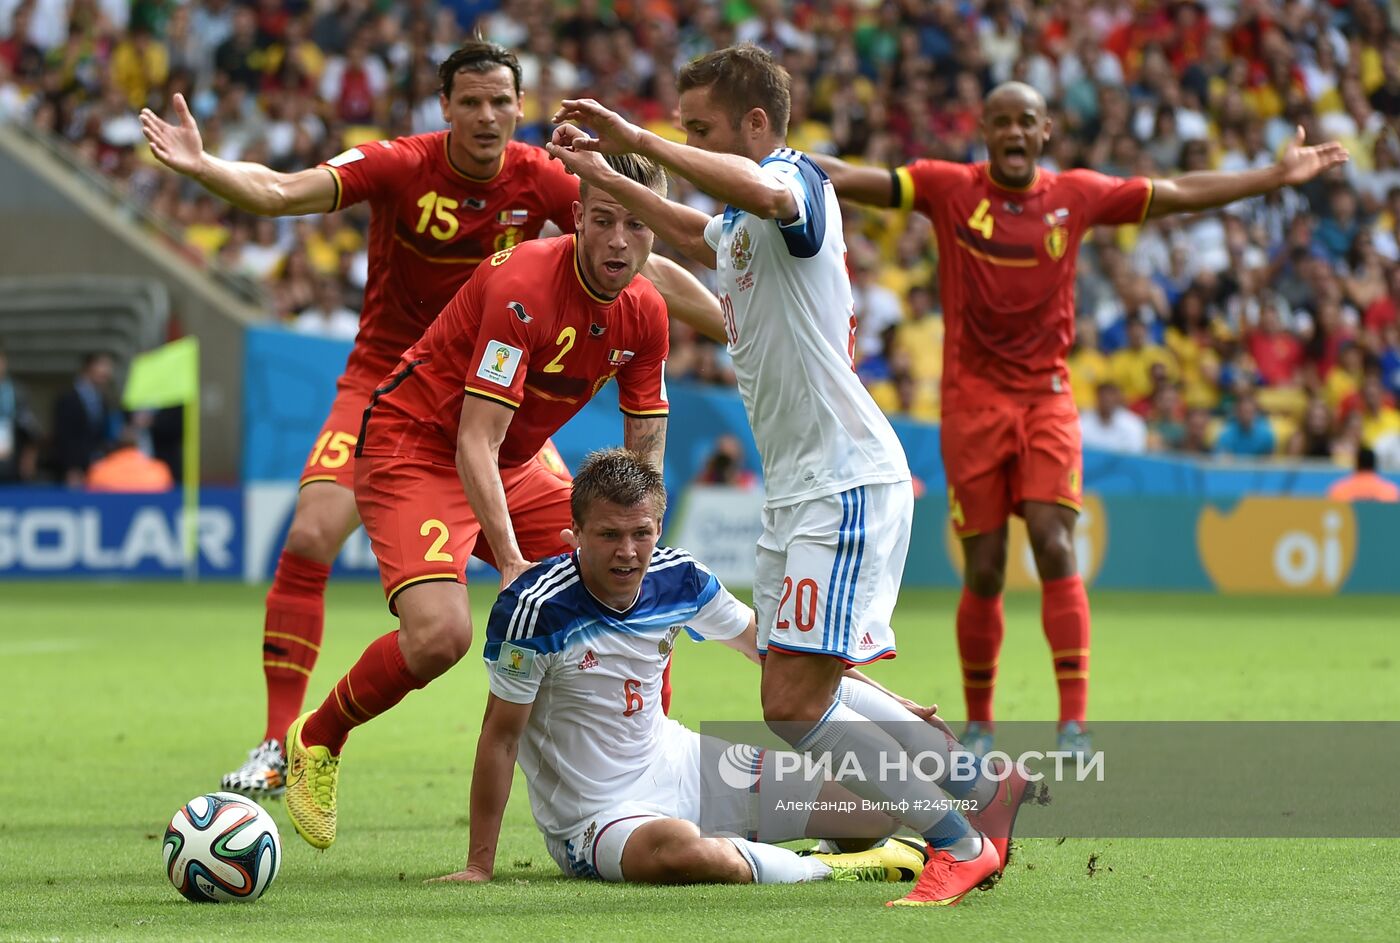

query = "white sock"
[793,700,982,859]
[837,678,998,808]
[725,837,831,883]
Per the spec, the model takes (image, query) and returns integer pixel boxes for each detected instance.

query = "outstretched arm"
[809,154,898,208]
[1147,126,1348,219]
[457,396,530,590]
[140,93,335,216]
[641,255,725,343]
[431,694,534,883]
[552,99,797,222]
[547,125,716,268]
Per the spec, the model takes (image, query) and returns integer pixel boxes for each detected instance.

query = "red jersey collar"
[572,236,620,305]
[443,134,506,183]
[982,163,1041,194]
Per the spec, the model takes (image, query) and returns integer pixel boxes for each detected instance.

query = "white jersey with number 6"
[482,547,751,842]
[703,147,910,509]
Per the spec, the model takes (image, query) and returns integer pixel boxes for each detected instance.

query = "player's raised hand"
[1276,125,1349,186]
[551,99,645,155]
[139,93,206,177]
[544,135,613,186]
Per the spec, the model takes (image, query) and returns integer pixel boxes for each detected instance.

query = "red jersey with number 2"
[359,235,670,469]
[895,161,1153,408]
[322,133,580,390]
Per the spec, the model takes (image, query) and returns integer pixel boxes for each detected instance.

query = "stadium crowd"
[4,0,1400,470]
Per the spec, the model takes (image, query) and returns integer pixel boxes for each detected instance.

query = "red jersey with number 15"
[895,161,1152,407]
[322,134,579,390]
[358,236,670,469]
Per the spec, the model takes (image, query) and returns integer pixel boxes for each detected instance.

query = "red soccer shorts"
[300,375,572,491]
[354,453,573,613]
[940,392,1082,537]
[300,378,373,489]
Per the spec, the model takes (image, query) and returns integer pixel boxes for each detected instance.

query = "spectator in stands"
[51,351,120,487]
[1247,300,1305,388]
[0,343,42,483]
[1356,369,1400,447]
[1178,406,1215,457]
[1110,315,1176,410]
[1288,397,1337,461]
[1145,382,1187,452]
[694,434,757,491]
[1080,381,1147,455]
[291,277,360,341]
[1326,447,1399,503]
[1215,391,1276,458]
[85,428,175,493]
[1068,319,1110,411]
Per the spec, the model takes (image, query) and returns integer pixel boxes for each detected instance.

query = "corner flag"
[123,337,200,579]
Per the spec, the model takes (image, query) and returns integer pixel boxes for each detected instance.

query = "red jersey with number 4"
[359,235,670,469]
[895,161,1153,407]
[322,133,580,390]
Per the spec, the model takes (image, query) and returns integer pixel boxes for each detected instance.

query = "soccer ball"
[162,792,281,902]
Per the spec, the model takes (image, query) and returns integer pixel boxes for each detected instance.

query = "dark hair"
[677,43,791,137]
[438,41,522,99]
[579,152,668,201]
[1358,446,1378,472]
[571,448,667,524]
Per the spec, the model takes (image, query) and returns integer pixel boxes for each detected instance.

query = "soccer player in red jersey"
[816,82,1347,756]
[139,41,720,798]
[281,152,672,849]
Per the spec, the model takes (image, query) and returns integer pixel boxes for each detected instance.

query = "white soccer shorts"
[544,721,822,881]
[753,481,913,665]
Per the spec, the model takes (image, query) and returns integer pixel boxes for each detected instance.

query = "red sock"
[1041,574,1091,725]
[302,631,425,753]
[263,551,331,742]
[957,588,1004,726]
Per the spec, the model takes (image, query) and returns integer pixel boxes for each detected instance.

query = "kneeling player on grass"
[439,449,1009,887]
[283,154,673,850]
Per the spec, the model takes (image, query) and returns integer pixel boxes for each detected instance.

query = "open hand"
[426,864,492,884]
[139,93,206,177]
[1277,125,1349,186]
[551,99,645,155]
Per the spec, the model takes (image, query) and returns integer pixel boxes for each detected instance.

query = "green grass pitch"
[2,582,1397,942]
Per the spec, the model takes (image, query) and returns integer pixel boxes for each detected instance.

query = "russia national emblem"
[730,225,753,271]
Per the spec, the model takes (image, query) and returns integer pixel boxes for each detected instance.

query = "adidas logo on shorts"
[858,632,876,651]
[578,650,599,671]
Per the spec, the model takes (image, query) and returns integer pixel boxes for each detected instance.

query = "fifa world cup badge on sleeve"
[477,341,523,386]
[496,642,535,679]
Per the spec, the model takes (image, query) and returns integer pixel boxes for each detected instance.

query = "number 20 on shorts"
[776,577,819,632]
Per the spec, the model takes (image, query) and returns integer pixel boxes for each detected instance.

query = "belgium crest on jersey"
[1045,225,1068,261]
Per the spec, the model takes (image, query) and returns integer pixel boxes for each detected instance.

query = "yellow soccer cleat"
[815,837,927,883]
[284,712,340,849]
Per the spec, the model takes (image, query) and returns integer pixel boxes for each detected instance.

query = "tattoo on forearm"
[624,417,667,468]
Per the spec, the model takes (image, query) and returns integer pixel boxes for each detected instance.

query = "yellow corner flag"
[123,337,201,580]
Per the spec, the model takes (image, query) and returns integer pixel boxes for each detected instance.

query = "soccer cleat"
[967,759,1031,872]
[815,838,927,883]
[962,722,994,758]
[1057,721,1093,760]
[284,712,340,849]
[886,835,999,907]
[220,739,286,799]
